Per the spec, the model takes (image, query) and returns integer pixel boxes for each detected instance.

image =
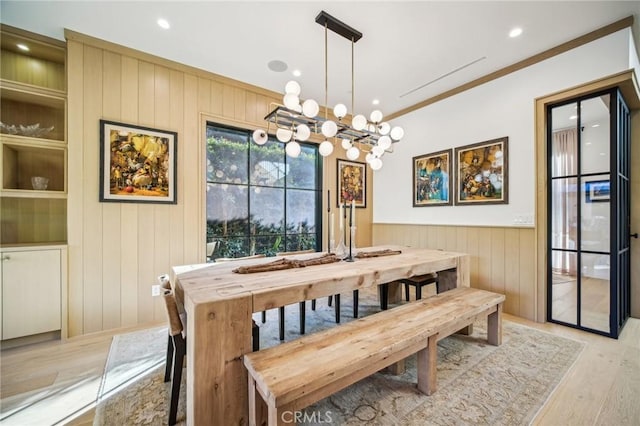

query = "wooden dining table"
[171,245,469,426]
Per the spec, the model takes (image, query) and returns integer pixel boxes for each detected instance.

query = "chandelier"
[252,10,404,170]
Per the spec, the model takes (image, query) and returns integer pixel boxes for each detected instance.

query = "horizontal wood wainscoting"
[372,223,536,321]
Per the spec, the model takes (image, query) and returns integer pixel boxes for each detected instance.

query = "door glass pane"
[551,250,577,325]
[551,102,578,177]
[581,94,610,175]
[581,253,610,333]
[551,178,577,250]
[581,175,610,252]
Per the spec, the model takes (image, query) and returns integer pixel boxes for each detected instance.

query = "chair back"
[276,249,315,256]
[216,254,266,262]
[163,291,184,337]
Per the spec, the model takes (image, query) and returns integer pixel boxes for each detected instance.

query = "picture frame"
[454,137,508,205]
[99,120,177,204]
[337,159,366,208]
[585,180,610,202]
[413,149,452,207]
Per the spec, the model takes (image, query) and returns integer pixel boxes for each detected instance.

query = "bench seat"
[243,286,505,426]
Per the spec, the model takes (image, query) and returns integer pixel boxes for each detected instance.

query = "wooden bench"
[243,287,505,426]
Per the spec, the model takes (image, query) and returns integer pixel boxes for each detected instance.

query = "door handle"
[631,233,639,239]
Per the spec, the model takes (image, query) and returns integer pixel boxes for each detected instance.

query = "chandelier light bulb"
[252,129,268,145]
[321,120,338,138]
[372,145,385,157]
[352,114,367,131]
[378,122,391,135]
[333,103,347,119]
[370,110,383,124]
[283,93,300,110]
[341,138,352,150]
[285,80,301,96]
[318,140,334,157]
[365,152,374,163]
[378,135,392,150]
[370,157,383,170]
[276,128,293,142]
[302,99,319,118]
[346,146,360,160]
[295,124,311,141]
[285,141,301,158]
[390,126,405,141]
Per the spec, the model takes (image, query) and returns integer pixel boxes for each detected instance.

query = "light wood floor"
[1,311,639,425]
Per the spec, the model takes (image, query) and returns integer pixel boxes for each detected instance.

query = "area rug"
[93,292,584,425]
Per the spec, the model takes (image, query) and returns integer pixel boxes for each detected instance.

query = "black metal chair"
[399,273,439,301]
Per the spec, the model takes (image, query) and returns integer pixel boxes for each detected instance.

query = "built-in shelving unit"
[0,24,67,246]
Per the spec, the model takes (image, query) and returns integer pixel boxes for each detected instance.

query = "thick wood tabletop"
[173,246,469,312]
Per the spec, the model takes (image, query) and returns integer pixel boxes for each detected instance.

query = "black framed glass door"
[547,88,630,338]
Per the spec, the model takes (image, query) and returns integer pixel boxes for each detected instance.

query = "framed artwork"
[585,180,610,202]
[99,120,177,204]
[413,149,452,207]
[454,136,508,205]
[337,159,366,208]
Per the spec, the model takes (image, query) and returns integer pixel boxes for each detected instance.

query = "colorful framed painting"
[413,149,452,207]
[454,136,508,205]
[337,159,366,208]
[585,180,610,202]
[99,120,177,204]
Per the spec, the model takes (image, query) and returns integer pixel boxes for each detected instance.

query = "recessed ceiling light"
[591,123,600,128]
[157,18,170,30]
[372,99,380,105]
[17,43,29,51]
[569,115,578,120]
[509,27,523,38]
[292,69,301,77]
[600,152,606,156]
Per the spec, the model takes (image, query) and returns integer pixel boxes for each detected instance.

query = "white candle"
[351,200,355,226]
[339,203,344,230]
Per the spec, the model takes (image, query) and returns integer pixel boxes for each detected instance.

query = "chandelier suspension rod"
[325,23,329,121]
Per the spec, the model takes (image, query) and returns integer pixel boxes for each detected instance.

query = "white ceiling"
[1,1,638,118]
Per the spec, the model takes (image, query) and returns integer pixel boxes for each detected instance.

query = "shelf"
[2,142,66,191]
[0,84,65,141]
[0,196,67,245]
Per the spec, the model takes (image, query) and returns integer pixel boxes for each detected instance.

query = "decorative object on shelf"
[30,176,49,190]
[413,149,452,207]
[99,120,177,204]
[251,11,404,170]
[337,159,366,208]
[0,121,54,138]
[454,137,508,205]
[585,179,610,202]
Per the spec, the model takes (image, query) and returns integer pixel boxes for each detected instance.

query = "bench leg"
[417,333,438,396]
[456,324,473,335]
[386,359,405,375]
[487,303,503,346]
[248,375,257,426]
[268,403,279,426]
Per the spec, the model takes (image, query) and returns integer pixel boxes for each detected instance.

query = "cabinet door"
[1,249,61,340]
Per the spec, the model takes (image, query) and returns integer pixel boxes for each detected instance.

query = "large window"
[206,123,321,259]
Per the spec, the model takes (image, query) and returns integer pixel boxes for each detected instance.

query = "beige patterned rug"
[94,291,584,425]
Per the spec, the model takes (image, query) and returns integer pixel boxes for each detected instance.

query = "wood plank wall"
[65,31,372,336]
[372,223,536,320]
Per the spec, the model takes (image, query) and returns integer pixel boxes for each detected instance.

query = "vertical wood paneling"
[101,50,122,330]
[234,88,245,121]
[198,77,212,118]
[168,70,185,271]
[153,65,172,321]
[210,81,223,116]
[504,228,521,314]
[136,61,156,324]
[119,56,139,327]
[82,45,103,333]
[245,92,257,125]
[222,85,234,118]
[66,39,84,336]
[373,223,537,320]
[183,74,200,262]
[491,228,505,295]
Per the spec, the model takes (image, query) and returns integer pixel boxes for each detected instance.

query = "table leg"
[487,303,503,346]
[186,294,252,425]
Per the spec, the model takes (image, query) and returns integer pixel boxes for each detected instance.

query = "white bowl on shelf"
[31,176,49,190]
